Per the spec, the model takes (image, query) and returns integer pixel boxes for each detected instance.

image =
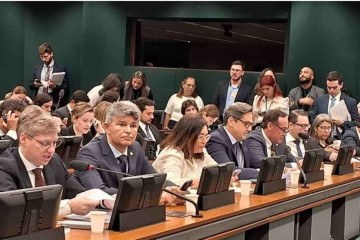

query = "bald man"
[288,66,325,112]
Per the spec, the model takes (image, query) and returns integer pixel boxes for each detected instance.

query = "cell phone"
[1,111,7,124]
[180,179,193,191]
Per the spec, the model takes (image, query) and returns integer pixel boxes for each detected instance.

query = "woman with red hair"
[253,75,289,124]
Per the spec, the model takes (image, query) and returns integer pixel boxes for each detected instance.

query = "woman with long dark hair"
[120,71,153,101]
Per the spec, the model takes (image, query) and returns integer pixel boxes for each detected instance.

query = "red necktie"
[32,168,46,187]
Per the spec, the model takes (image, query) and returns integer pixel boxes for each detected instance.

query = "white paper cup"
[333,140,341,150]
[290,170,300,188]
[324,164,334,177]
[240,180,252,196]
[185,194,199,215]
[90,211,107,233]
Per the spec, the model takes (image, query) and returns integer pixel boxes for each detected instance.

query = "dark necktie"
[294,139,303,158]
[43,65,51,93]
[145,125,153,140]
[270,144,277,157]
[117,155,127,173]
[32,168,46,187]
[233,142,243,167]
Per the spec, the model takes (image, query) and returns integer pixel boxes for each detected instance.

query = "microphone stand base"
[299,170,324,184]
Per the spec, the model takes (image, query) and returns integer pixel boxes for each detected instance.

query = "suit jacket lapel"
[127,146,137,175]
[14,149,33,188]
[219,126,237,162]
[150,124,162,144]
[43,165,56,185]
[101,135,121,172]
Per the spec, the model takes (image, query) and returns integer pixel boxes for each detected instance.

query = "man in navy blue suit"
[212,60,253,121]
[310,71,359,139]
[76,101,176,205]
[206,102,259,180]
[30,43,69,108]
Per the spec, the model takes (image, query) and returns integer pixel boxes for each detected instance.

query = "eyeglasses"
[185,84,196,88]
[293,122,311,129]
[198,134,211,142]
[272,122,289,134]
[23,133,62,149]
[236,118,254,129]
[318,126,332,131]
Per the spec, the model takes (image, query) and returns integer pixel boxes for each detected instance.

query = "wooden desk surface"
[65,170,360,240]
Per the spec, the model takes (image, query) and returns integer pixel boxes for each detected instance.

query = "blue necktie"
[117,155,127,173]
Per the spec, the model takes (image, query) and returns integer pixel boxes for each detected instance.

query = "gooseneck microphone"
[70,160,203,218]
[298,132,310,140]
[55,89,65,111]
[285,146,309,188]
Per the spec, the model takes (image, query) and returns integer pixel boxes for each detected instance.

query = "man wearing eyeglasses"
[212,60,253,121]
[0,105,99,218]
[206,102,259,180]
[310,71,359,139]
[247,109,296,169]
[286,110,311,158]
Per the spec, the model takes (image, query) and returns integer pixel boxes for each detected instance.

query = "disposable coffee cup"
[90,211,107,233]
[324,164,334,177]
[290,170,300,188]
[333,140,341,150]
[185,194,199,215]
[240,180,252,196]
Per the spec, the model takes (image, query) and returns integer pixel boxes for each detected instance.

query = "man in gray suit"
[206,102,259,180]
[288,66,325,112]
[75,101,176,205]
[247,109,296,169]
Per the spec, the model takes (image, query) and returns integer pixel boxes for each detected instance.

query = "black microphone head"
[69,160,90,171]
[58,89,65,98]
[298,132,310,140]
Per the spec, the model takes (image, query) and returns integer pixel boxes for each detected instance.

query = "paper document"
[77,188,115,201]
[329,100,350,122]
[52,72,65,86]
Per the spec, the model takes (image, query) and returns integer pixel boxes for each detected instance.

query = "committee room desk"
[66,171,360,240]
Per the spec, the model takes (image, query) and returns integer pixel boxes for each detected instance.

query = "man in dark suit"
[0,105,99,217]
[0,99,27,142]
[212,60,253,121]
[206,102,259,180]
[29,43,69,108]
[341,122,360,156]
[75,101,176,205]
[288,66,325,112]
[133,97,161,161]
[247,109,296,169]
[310,71,360,138]
[54,90,90,124]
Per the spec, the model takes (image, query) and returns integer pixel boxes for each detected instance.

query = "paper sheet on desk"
[60,211,111,229]
[329,100,351,122]
[77,188,115,201]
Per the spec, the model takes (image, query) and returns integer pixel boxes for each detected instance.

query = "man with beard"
[212,60,253,121]
[288,66,325,112]
[30,43,69,108]
[246,109,296,169]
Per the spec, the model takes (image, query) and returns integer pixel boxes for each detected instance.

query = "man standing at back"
[310,71,359,139]
[212,60,253,121]
[288,66,325,112]
[30,43,69,108]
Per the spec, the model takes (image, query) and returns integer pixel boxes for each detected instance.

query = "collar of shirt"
[261,128,273,150]
[285,132,300,143]
[18,146,44,172]
[229,79,241,88]
[356,127,360,141]
[67,103,72,112]
[223,126,238,145]
[330,93,341,101]
[107,140,128,158]
[0,129,4,136]
[139,121,148,133]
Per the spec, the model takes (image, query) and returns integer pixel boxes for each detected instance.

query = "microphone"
[55,89,65,111]
[70,160,203,218]
[298,132,310,140]
[285,146,309,188]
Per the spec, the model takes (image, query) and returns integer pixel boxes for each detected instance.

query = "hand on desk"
[160,186,188,207]
[69,195,100,215]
